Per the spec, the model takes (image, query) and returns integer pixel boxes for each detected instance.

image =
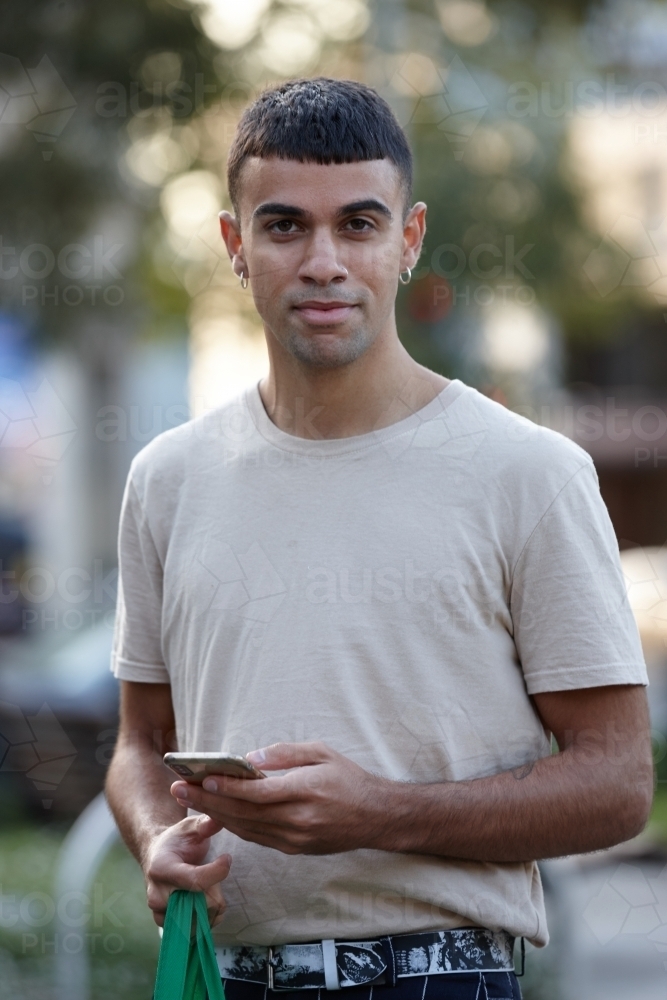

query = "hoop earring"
[399,267,412,285]
[239,273,248,289]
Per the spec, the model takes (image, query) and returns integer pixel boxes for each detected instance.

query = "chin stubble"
[283,325,376,369]
[281,291,377,369]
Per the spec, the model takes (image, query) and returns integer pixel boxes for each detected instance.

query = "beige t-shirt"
[111,378,647,949]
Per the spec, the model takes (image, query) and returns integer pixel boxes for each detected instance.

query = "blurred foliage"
[0,826,159,1000]
[647,785,667,844]
[0,0,221,344]
[394,0,667,380]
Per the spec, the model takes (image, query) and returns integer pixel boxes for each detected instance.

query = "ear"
[219,210,247,280]
[400,201,427,272]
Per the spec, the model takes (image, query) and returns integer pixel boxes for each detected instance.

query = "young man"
[106,78,652,999]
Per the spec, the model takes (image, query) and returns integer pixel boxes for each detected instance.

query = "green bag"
[153,890,225,1000]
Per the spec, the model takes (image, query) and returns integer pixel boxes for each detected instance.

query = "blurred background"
[2,0,667,996]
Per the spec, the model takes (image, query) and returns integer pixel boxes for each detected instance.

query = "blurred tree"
[0,0,232,563]
[389,0,667,392]
[0,0,226,345]
[1,0,664,389]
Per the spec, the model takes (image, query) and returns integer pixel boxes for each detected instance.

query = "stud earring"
[399,267,412,285]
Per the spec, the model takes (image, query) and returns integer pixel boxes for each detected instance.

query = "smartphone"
[163,752,266,783]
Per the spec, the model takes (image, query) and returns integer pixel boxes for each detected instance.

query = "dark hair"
[227,77,413,217]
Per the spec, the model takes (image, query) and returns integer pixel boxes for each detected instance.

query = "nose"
[297,228,348,285]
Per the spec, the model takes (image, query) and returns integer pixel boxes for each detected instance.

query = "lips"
[293,301,357,326]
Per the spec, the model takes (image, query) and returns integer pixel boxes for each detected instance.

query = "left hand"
[169,742,391,855]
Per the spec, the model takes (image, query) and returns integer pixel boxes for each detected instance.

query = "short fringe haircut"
[227,77,413,217]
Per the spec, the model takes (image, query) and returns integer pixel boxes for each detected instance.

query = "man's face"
[222,157,424,369]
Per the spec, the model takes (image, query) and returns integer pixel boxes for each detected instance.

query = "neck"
[258,319,450,440]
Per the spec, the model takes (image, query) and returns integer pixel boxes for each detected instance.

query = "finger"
[221,819,313,856]
[168,811,225,844]
[205,893,227,927]
[170,783,244,812]
[221,820,293,852]
[171,780,195,800]
[199,773,290,802]
[146,885,170,927]
[148,871,228,928]
[246,741,332,771]
[173,783,208,812]
[179,786,305,830]
[147,882,172,922]
[171,785,231,816]
[150,852,233,896]
[187,853,233,892]
[215,802,313,839]
[174,779,290,814]
[191,812,225,840]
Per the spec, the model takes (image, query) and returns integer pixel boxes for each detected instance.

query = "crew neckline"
[244,378,468,456]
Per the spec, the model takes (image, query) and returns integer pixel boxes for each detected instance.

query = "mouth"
[292,301,358,327]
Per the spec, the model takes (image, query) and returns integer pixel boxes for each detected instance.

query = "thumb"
[166,850,231,895]
[193,813,225,840]
[190,851,232,891]
[247,741,331,771]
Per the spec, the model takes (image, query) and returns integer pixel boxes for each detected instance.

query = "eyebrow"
[252,199,393,222]
[253,202,307,220]
[336,199,393,221]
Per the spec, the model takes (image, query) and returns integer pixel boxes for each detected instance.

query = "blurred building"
[564,103,667,549]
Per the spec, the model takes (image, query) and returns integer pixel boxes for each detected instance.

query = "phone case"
[163,752,265,782]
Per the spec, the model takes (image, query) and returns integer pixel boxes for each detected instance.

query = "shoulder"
[126,389,255,503]
[444,385,607,560]
[458,382,593,481]
[444,384,597,531]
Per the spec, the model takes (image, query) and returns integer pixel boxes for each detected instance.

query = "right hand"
[143,813,232,927]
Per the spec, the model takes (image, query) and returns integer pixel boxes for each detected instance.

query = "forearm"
[372,747,653,862]
[175,690,653,860]
[105,733,185,867]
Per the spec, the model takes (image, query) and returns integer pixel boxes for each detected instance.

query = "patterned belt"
[216,928,516,990]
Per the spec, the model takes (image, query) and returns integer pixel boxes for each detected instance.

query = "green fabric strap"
[154,891,225,1000]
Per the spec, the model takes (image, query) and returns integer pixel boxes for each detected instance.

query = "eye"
[343,217,374,232]
[268,219,300,234]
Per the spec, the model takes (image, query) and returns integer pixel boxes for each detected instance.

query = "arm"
[170,683,654,863]
[105,680,231,925]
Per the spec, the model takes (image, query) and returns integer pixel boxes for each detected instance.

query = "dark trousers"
[221,972,522,1000]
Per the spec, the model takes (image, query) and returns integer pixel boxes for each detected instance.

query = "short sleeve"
[511,461,647,694]
[110,472,170,683]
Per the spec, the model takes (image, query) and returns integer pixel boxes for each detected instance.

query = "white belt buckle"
[321,939,340,991]
[267,945,274,990]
